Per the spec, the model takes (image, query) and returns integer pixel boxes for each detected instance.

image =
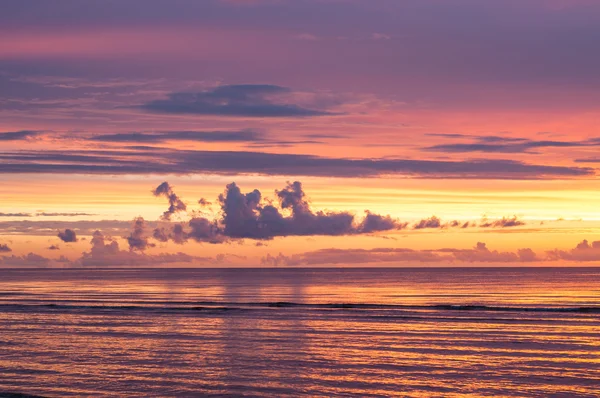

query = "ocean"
[1,267,599,397]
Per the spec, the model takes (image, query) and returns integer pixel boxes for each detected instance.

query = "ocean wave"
[0,302,599,314]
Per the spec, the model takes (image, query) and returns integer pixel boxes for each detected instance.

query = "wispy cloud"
[0,130,42,141]
[0,149,592,179]
[91,130,264,144]
[140,84,336,117]
[261,242,540,266]
[423,134,600,154]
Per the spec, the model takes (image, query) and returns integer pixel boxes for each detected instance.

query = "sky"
[2,0,600,267]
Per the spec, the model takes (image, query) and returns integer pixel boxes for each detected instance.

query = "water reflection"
[0,268,599,397]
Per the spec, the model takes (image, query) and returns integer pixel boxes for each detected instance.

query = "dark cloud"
[218,181,354,239]
[0,130,41,141]
[480,216,525,228]
[0,148,593,179]
[152,180,405,243]
[91,130,264,144]
[575,158,600,163]
[357,211,408,233]
[170,224,188,244]
[219,182,266,238]
[424,134,600,154]
[140,85,333,117]
[154,221,213,244]
[413,216,442,229]
[0,212,32,217]
[57,228,78,242]
[187,217,224,243]
[392,216,525,230]
[47,244,60,250]
[153,182,187,220]
[198,198,211,206]
[126,217,155,251]
[152,227,170,243]
[223,181,405,238]
[0,243,12,252]
[275,181,355,236]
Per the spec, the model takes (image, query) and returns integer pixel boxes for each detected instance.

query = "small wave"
[211,301,600,313]
[0,302,599,314]
[430,304,600,313]
[0,303,241,313]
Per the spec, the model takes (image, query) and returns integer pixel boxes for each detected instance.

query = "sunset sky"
[2,0,600,267]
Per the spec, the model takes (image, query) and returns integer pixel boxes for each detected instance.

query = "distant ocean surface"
[1,267,599,397]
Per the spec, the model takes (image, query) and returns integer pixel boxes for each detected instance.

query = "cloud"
[413,216,442,229]
[36,212,97,217]
[152,227,169,243]
[78,230,212,267]
[411,216,468,229]
[0,253,51,267]
[423,134,600,154]
[451,242,538,263]
[140,84,334,117]
[153,223,190,244]
[153,220,221,245]
[262,242,540,266]
[153,182,187,220]
[480,216,526,228]
[390,216,525,230]
[57,228,78,242]
[547,239,600,261]
[0,243,12,252]
[261,252,301,267]
[299,248,447,265]
[0,130,41,141]
[48,244,60,250]
[0,212,95,218]
[219,182,266,238]
[0,220,142,236]
[217,181,402,240]
[0,148,592,179]
[274,181,356,236]
[198,198,211,206]
[517,248,538,262]
[91,130,264,144]
[126,217,155,251]
[0,212,32,217]
[187,217,224,243]
[151,180,405,243]
[81,230,134,265]
[357,211,408,233]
